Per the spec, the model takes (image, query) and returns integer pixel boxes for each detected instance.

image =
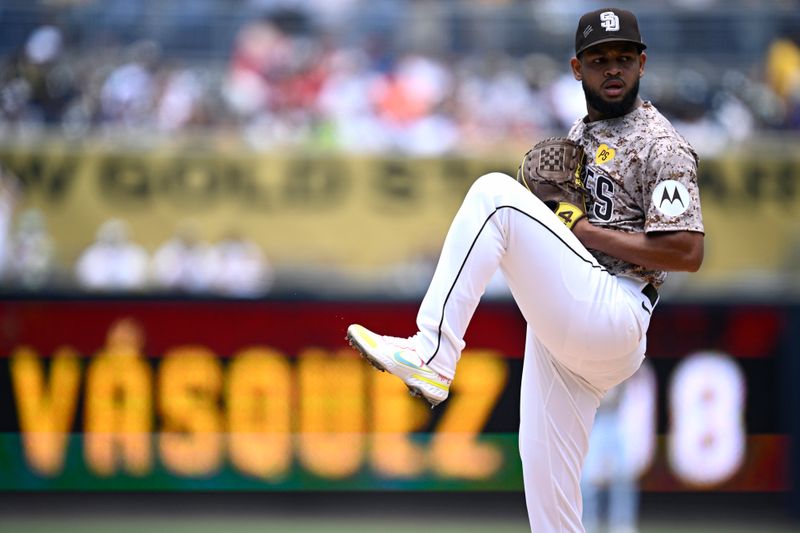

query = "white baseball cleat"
[346,324,451,408]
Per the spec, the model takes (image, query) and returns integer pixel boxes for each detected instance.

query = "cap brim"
[576,38,647,56]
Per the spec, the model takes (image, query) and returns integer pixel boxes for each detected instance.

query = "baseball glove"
[516,137,588,230]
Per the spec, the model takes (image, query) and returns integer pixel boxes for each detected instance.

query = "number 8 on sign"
[667,351,746,488]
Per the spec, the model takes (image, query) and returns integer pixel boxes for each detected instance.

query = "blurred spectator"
[581,362,657,533]
[548,70,588,131]
[210,231,273,297]
[371,53,459,154]
[765,30,800,128]
[156,67,208,132]
[222,12,332,149]
[582,384,639,533]
[99,41,160,129]
[0,24,78,130]
[223,18,292,120]
[0,165,20,279]
[75,218,149,291]
[765,33,800,104]
[21,25,77,125]
[316,47,390,152]
[150,220,217,293]
[25,25,62,67]
[5,208,56,289]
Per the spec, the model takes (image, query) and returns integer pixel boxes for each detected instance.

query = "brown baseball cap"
[574,8,646,56]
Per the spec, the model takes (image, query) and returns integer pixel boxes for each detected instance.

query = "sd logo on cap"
[575,7,647,56]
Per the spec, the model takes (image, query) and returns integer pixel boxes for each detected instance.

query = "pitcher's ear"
[570,56,582,80]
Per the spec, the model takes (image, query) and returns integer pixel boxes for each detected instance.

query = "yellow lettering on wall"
[83,349,153,476]
[370,371,430,478]
[226,347,292,479]
[430,350,508,479]
[297,348,365,478]
[10,346,81,476]
[158,346,223,476]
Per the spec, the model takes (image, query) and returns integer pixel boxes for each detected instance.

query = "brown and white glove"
[516,137,588,230]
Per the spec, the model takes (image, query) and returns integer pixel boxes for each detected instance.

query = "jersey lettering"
[592,173,614,222]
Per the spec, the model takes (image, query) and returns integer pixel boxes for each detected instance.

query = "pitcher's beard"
[582,78,640,119]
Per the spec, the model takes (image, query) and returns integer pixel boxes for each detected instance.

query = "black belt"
[642,283,658,307]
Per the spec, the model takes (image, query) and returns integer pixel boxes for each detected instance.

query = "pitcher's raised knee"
[467,172,519,198]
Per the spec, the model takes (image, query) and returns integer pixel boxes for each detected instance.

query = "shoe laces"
[380,334,418,352]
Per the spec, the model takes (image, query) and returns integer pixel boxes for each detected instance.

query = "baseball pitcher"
[347,7,704,532]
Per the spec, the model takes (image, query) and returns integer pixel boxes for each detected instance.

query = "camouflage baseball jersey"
[568,101,704,287]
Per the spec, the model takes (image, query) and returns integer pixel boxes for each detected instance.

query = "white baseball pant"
[413,173,654,532]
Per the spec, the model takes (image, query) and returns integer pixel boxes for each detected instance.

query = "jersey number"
[558,209,576,225]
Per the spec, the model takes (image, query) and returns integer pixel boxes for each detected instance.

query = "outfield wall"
[2,142,799,287]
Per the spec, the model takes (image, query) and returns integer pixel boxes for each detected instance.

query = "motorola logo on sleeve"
[652,180,690,216]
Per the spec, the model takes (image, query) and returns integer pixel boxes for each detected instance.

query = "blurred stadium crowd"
[1,0,799,295]
[0,195,274,296]
[2,0,800,155]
